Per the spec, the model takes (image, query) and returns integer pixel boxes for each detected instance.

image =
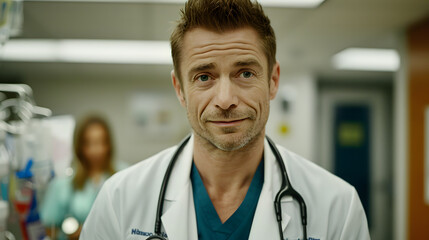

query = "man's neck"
[192,132,265,222]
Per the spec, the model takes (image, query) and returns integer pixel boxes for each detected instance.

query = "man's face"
[172,27,279,151]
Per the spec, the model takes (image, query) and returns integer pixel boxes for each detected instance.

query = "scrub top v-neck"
[191,160,264,240]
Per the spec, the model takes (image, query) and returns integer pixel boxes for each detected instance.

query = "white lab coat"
[80,135,370,240]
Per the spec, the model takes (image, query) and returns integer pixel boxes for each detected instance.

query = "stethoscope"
[147,135,308,240]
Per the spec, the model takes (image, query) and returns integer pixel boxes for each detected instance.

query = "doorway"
[318,80,393,240]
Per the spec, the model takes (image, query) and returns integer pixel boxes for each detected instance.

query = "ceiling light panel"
[1,39,172,65]
[332,48,400,72]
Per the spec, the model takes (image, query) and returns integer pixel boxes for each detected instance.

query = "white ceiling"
[2,0,429,81]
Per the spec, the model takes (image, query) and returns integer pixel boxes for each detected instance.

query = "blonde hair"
[72,115,115,190]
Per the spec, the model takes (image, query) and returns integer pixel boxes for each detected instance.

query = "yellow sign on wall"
[338,122,364,147]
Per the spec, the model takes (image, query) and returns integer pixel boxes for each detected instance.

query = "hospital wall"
[393,31,409,240]
[267,73,317,162]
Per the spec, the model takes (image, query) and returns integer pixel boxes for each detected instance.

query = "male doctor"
[80,0,370,239]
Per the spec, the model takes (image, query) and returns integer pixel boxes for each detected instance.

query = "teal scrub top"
[191,160,264,240]
[40,174,107,226]
[40,162,128,228]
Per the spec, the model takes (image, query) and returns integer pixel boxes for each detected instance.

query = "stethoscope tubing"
[266,136,307,240]
[150,135,191,239]
[149,135,307,240]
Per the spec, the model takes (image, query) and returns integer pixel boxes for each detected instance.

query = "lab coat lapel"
[249,139,291,239]
[161,135,198,240]
[161,185,197,240]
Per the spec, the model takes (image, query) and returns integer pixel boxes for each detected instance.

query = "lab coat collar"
[248,138,292,239]
[161,134,196,240]
[164,134,194,201]
[161,182,197,240]
[264,138,293,204]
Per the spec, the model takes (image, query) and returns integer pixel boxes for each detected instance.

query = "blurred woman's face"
[82,123,109,171]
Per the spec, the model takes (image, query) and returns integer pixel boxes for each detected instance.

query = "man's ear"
[269,61,280,100]
[171,70,186,107]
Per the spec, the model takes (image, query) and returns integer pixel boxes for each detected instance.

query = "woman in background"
[41,115,116,240]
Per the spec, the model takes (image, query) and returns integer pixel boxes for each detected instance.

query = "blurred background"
[0,0,428,239]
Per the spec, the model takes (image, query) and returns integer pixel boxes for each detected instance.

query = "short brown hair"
[170,0,276,82]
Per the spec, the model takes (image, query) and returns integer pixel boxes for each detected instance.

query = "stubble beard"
[189,107,268,152]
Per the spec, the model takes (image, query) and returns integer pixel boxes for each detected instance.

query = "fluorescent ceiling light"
[332,48,400,72]
[24,0,325,8]
[1,39,172,65]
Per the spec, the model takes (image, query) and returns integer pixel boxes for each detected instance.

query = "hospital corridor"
[0,0,429,239]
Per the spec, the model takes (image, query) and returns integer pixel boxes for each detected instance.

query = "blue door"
[334,104,371,226]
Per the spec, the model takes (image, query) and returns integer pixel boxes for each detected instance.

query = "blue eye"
[240,71,254,78]
[197,75,210,82]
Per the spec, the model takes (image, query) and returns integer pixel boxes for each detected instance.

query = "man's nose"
[214,76,238,110]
